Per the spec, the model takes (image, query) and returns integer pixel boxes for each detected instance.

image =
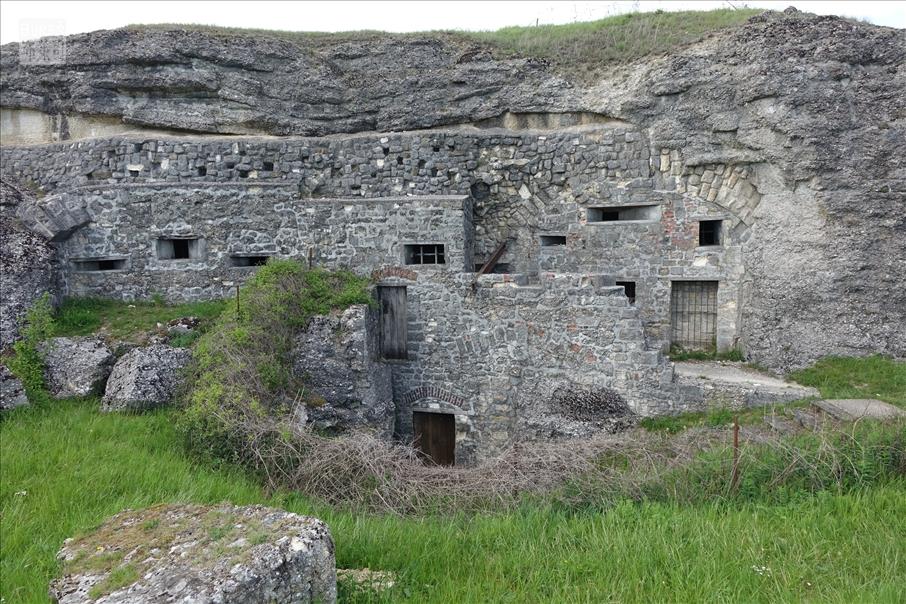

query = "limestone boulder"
[292,305,394,437]
[49,503,336,604]
[101,345,192,412]
[0,364,28,411]
[40,337,114,398]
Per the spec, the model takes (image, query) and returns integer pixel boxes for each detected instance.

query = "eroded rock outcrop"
[101,344,192,412]
[0,179,57,348]
[292,305,394,437]
[40,336,114,398]
[50,503,336,604]
[0,29,576,137]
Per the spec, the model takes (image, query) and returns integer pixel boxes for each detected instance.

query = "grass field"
[2,397,904,602]
[53,297,226,344]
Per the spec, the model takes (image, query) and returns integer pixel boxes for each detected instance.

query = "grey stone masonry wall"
[1,125,753,353]
[379,271,675,463]
[52,184,471,301]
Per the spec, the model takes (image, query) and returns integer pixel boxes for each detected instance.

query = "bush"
[5,293,55,400]
[177,260,371,467]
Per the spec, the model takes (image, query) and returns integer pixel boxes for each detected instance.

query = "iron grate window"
[670,281,719,351]
[405,244,446,265]
[699,220,722,246]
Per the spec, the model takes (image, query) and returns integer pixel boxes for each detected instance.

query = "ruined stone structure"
[1,9,903,461]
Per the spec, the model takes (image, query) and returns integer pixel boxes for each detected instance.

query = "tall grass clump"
[177,260,371,467]
[4,293,54,401]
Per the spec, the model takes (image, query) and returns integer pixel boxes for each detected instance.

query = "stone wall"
[1,126,750,354]
[51,184,471,301]
[379,271,674,463]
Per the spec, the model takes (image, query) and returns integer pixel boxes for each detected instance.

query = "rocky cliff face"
[0,8,903,370]
[0,28,578,136]
[0,180,57,348]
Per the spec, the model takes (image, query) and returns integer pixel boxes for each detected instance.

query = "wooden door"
[413,411,455,466]
[378,286,407,359]
[670,281,719,351]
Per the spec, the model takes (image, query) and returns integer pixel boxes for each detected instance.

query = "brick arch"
[400,386,468,409]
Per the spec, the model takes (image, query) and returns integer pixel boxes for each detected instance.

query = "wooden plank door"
[413,411,455,466]
[378,286,407,359]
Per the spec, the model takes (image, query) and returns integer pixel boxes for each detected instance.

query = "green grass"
[54,297,226,343]
[790,355,906,408]
[467,9,760,74]
[127,8,760,76]
[637,403,813,434]
[667,347,746,362]
[2,397,905,603]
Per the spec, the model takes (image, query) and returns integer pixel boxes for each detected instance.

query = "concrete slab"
[813,399,905,421]
[673,361,819,409]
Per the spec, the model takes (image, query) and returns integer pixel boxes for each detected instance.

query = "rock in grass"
[49,503,337,604]
[40,337,114,398]
[0,364,28,410]
[101,345,191,412]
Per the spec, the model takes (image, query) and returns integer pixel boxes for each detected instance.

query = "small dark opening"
[587,205,659,222]
[397,156,404,165]
[262,161,274,172]
[382,147,390,156]
[470,182,490,200]
[172,240,190,259]
[405,244,446,265]
[429,167,438,177]
[616,281,636,304]
[132,143,142,153]
[197,166,207,176]
[157,238,201,261]
[73,258,127,272]
[226,162,235,169]
[475,262,511,274]
[432,145,441,152]
[238,169,249,178]
[699,220,722,246]
[230,255,270,267]
[540,235,567,247]
[128,169,140,177]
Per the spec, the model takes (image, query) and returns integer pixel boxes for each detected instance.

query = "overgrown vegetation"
[3,293,54,403]
[127,8,760,77]
[667,346,746,362]
[178,260,371,465]
[2,399,904,602]
[54,296,226,344]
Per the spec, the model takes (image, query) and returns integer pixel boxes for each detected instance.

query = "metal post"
[731,415,740,493]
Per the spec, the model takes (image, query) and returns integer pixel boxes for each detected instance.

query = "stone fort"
[1,9,903,462]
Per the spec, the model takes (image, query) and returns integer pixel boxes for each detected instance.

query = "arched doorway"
[413,411,456,466]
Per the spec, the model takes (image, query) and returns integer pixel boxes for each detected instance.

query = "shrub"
[5,293,55,400]
[177,260,371,467]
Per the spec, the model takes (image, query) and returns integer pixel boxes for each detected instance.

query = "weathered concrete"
[814,399,906,421]
[673,361,819,409]
[40,337,114,398]
[49,503,336,604]
[101,344,192,412]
